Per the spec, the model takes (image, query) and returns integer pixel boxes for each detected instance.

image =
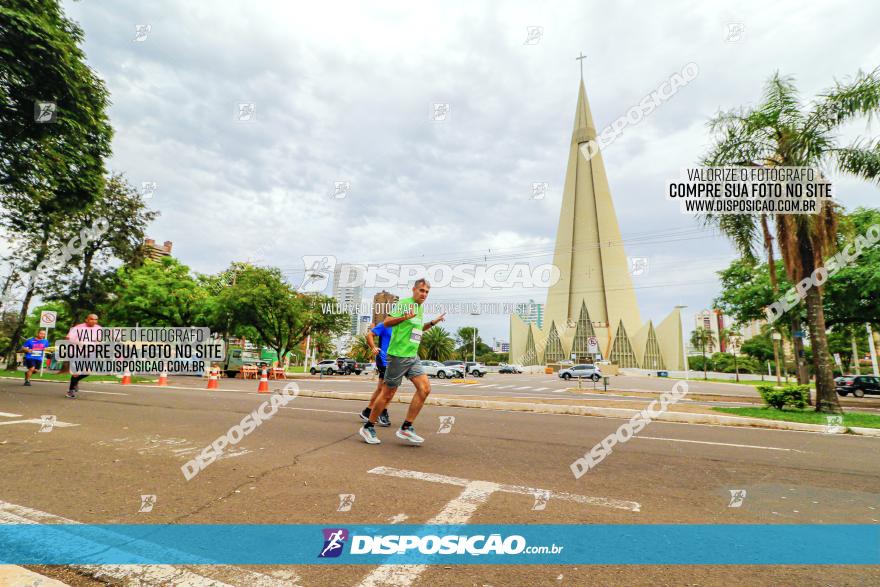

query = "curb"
[293,389,879,436]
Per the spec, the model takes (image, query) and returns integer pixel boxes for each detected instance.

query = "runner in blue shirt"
[20,329,50,386]
[360,321,393,426]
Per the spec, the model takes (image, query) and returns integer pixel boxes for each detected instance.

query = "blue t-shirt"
[370,323,393,366]
[23,337,50,360]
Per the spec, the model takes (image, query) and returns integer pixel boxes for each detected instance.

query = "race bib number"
[31,350,43,356]
[410,329,423,343]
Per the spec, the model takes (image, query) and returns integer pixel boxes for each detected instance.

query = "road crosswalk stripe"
[0,500,300,586]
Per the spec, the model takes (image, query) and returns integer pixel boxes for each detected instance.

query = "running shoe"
[396,426,424,444]
[359,408,371,423]
[65,390,77,399]
[359,424,381,444]
[23,380,31,386]
[378,410,391,427]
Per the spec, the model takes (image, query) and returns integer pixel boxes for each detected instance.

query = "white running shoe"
[360,425,381,444]
[395,426,424,444]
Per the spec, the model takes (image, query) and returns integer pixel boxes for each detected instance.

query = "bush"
[757,384,809,410]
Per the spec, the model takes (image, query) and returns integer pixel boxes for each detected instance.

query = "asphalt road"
[1,376,878,586]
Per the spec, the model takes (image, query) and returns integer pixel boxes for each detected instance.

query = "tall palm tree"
[702,68,880,413]
[420,326,455,361]
[690,326,712,380]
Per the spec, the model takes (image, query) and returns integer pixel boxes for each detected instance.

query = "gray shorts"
[384,355,425,389]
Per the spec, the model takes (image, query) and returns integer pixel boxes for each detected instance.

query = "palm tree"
[690,326,712,380]
[719,327,742,382]
[702,68,880,413]
[420,326,455,361]
[349,333,373,362]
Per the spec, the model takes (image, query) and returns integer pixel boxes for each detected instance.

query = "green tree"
[420,326,455,361]
[0,0,113,207]
[703,68,880,413]
[350,333,373,362]
[741,332,776,363]
[0,0,114,366]
[216,265,348,365]
[103,257,212,326]
[46,173,158,321]
[823,207,880,329]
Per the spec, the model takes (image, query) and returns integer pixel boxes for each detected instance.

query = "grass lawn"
[286,366,306,373]
[670,376,815,389]
[1,370,154,384]
[713,406,880,429]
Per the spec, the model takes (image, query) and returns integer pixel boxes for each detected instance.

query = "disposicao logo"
[318,528,349,558]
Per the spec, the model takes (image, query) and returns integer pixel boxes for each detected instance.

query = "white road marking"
[496,385,514,389]
[534,387,549,391]
[635,436,804,452]
[0,418,77,428]
[515,386,532,390]
[0,412,23,418]
[367,466,640,511]
[359,467,639,586]
[481,384,497,388]
[0,500,300,586]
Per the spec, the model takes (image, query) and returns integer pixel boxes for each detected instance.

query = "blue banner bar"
[0,524,876,565]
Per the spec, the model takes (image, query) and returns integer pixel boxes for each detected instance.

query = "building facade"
[514,299,544,330]
[509,77,685,370]
[332,263,364,336]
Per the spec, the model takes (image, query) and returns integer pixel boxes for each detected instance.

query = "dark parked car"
[836,375,880,397]
[499,364,523,374]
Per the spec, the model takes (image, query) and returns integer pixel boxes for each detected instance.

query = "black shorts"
[377,362,386,379]
[24,358,41,369]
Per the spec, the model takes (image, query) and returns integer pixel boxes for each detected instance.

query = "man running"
[66,313,101,398]
[359,279,445,445]
[360,320,393,426]
[20,329,50,386]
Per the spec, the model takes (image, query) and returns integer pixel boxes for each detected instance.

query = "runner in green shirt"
[360,278,445,445]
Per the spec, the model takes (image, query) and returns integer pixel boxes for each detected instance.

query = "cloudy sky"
[58,0,880,342]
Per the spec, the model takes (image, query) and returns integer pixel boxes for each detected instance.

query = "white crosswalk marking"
[534,387,549,391]
[0,500,300,586]
[359,467,639,586]
[515,386,532,390]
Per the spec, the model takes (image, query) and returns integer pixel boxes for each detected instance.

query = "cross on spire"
[575,52,587,80]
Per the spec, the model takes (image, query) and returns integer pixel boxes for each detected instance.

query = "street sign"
[570,353,576,360]
[39,311,57,328]
[586,336,599,354]
[794,330,805,338]
[833,353,842,366]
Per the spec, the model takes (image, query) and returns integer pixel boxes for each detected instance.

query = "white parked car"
[464,362,487,377]
[421,360,461,379]
[558,364,602,381]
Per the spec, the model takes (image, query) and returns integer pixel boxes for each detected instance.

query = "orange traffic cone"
[157,370,169,386]
[206,367,219,390]
[121,369,132,385]
[257,368,270,393]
